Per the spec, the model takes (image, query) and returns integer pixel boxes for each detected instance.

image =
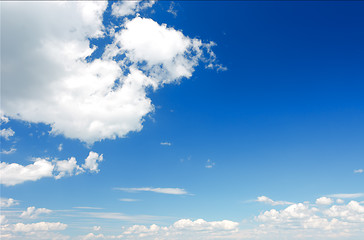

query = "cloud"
[0,198,19,208]
[205,159,215,169]
[82,152,103,173]
[111,0,155,17]
[354,169,363,174]
[58,144,63,152]
[12,222,67,232]
[120,198,140,202]
[93,226,101,231]
[256,196,293,206]
[1,148,16,155]
[160,142,171,146]
[115,187,189,195]
[2,2,221,144]
[73,207,104,210]
[167,2,178,17]
[20,206,52,219]
[316,197,334,205]
[81,218,239,239]
[328,193,364,199]
[0,128,14,140]
[0,151,103,186]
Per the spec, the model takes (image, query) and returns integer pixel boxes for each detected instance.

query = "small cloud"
[315,197,333,205]
[20,206,52,219]
[73,206,104,210]
[256,196,293,206]
[205,159,215,169]
[0,128,15,140]
[328,193,364,199]
[93,226,101,231]
[115,187,189,195]
[354,169,363,174]
[1,148,16,155]
[58,143,63,152]
[336,199,344,204]
[119,198,139,202]
[0,197,19,207]
[167,2,178,17]
[160,142,172,146]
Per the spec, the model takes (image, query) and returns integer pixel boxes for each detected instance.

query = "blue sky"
[1,1,364,239]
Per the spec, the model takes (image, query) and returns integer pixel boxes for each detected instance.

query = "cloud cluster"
[82,218,239,239]
[20,207,52,219]
[0,198,19,208]
[256,196,293,206]
[0,151,103,186]
[1,1,221,144]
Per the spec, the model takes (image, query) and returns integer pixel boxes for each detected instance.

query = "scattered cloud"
[11,222,67,232]
[93,226,101,231]
[0,128,15,140]
[115,187,189,195]
[73,207,104,210]
[1,148,16,155]
[0,198,19,208]
[256,196,293,206]
[205,159,216,169]
[2,2,221,144]
[58,144,63,152]
[336,199,345,204]
[316,197,334,205]
[160,142,171,146]
[354,169,363,174]
[167,2,178,17]
[0,151,103,186]
[20,206,52,219]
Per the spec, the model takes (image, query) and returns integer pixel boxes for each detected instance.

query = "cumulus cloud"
[1,2,221,144]
[12,222,67,232]
[115,187,188,195]
[0,128,15,140]
[316,197,334,205]
[256,196,293,206]
[0,198,19,208]
[20,206,52,219]
[111,0,155,17]
[0,151,103,186]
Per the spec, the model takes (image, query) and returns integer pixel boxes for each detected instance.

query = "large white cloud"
[1,2,221,144]
[0,151,102,186]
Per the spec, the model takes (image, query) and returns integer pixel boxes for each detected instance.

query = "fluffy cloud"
[316,197,334,205]
[0,128,14,140]
[20,207,52,219]
[12,222,67,232]
[111,0,155,17]
[0,198,19,208]
[256,196,293,206]
[2,2,221,144]
[0,151,102,186]
[115,187,188,195]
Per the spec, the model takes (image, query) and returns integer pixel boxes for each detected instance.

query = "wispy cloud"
[58,143,63,152]
[354,169,363,174]
[205,159,215,169]
[115,187,189,195]
[73,207,104,210]
[0,198,19,207]
[119,198,140,202]
[160,142,172,146]
[328,193,364,199]
[1,148,16,154]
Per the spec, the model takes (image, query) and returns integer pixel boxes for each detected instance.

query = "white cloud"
[93,226,101,231]
[354,169,363,174]
[0,159,54,186]
[205,159,215,169]
[167,2,178,17]
[58,144,63,152]
[82,152,103,173]
[316,197,334,205]
[256,196,293,206]
[12,222,67,232]
[20,206,52,219]
[0,198,19,208]
[337,199,345,204]
[2,2,221,144]
[160,142,171,146]
[119,198,139,202]
[1,148,16,155]
[328,193,364,199]
[0,128,15,140]
[0,151,103,186]
[0,215,7,225]
[115,187,188,195]
[111,0,155,17]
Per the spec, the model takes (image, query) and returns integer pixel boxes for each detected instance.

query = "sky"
[1,1,364,239]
